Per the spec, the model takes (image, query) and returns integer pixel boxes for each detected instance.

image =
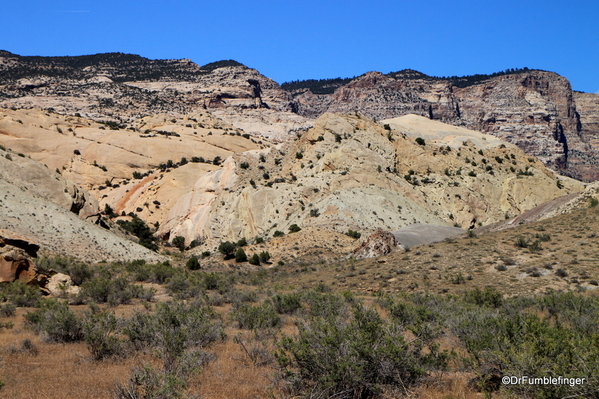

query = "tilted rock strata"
[0,108,263,191]
[159,113,584,247]
[0,144,98,217]
[159,157,240,242]
[102,163,219,230]
[293,71,598,180]
[0,52,294,123]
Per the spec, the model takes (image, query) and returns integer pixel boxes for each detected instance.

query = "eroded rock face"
[0,179,167,263]
[1,52,597,180]
[0,53,293,122]
[158,113,584,247]
[0,248,37,284]
[576,92,599,144]
[454,72,581,174]
[297,72,460,122]
[352,229,401,260]
[573,92,599,181]
[0,145,98,217]
[0,231,42,285]
[292,71,599,181]
[158,157,240,243]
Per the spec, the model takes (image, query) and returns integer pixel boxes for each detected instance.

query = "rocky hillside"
[1,50,596,261]
[0,105,588,262]
[0,108,262,185]
[0,52,294,120]
[292,70,599,181]
[158,113,584,248]
[0,140,97,217]
[0,144,165,262]
[0,106,295,234]
[0,51,316,142]
[2,52,598,180]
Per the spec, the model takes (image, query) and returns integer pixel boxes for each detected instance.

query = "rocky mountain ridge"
[0,51,598,263]
[294,70,599,181]
[1,51,598,180]
[0,52,294,126]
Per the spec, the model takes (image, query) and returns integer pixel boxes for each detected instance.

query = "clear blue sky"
[2,0,598,92]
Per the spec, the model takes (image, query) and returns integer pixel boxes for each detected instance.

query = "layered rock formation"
[2,51,597,263]
[1,52,598,180]
[293,71,459,121]
[572,92,599,180]
[0,108,263,191]
[292,70,599,180]
[158,113,584,247]
[0,145,165,262]
[0,52,294,122]
[576,92,599,146]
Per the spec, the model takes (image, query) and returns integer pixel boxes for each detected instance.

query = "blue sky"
[2,0,598,92]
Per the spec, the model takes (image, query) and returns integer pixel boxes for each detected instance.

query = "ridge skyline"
[4,1,596,94]
[0,49,579,93]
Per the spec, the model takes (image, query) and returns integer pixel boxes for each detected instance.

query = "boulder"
[45,273,80,296]
[352,228,402,260]
[0,231,43,285]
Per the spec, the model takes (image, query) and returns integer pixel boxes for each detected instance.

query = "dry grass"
[0,306,147,399]
[410,372,483,399]
[258,205,599,297]
[0,340,143,399]
[191,335,278,399]
[0,306,282,399]
[0,299,548,399]
[2,205,599,398]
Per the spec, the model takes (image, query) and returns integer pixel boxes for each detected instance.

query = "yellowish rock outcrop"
[158,113,584,246]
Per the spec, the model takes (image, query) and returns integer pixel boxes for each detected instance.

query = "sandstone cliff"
[572,92,599,180]
[291,70,599,181]
[158,113,584,247]
[1,52,598,180]
[0,53,294,122]
[0,145,165,262]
